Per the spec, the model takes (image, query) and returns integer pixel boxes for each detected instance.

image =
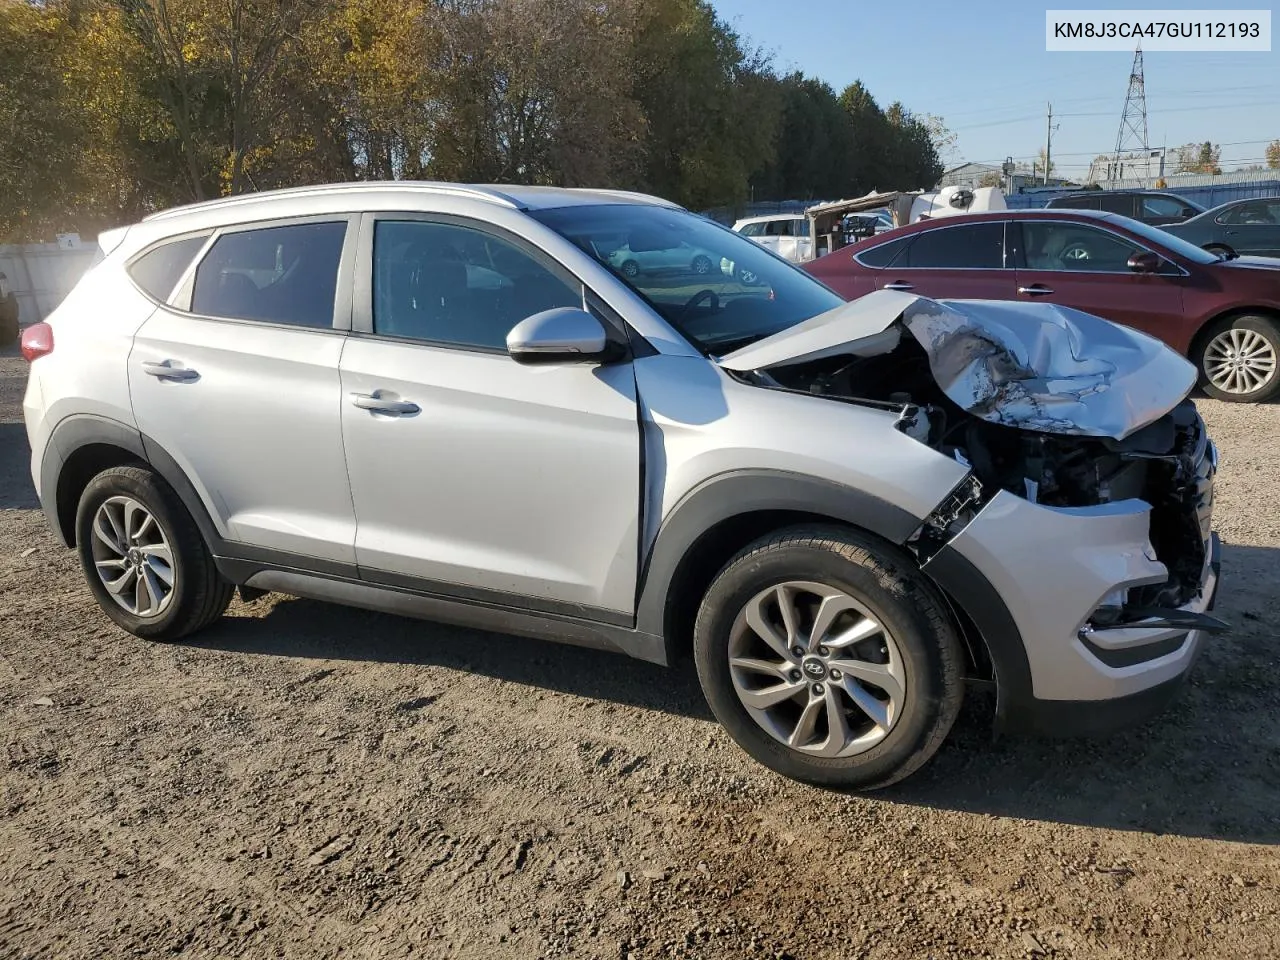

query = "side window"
[791,219,808,238]
[901,222,1005,268]
[1098,193,1132,215]
[1220,201,1277,225]
[128,234,210,301]
[1021,222,1140,272]
[1051,195,1097,210]
[191,222,346,327]
[739,222,765,237]
[1141,195,1186,219]
[855,235,909,268]
[765,220,789,237]
[372,220,582,350]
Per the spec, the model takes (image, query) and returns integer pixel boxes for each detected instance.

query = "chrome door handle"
[1018,285,1054,296]
[883,281,914,291]
[351,393,420,416]
[140,360,199,382]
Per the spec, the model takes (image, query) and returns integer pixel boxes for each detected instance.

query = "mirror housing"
[506,307,619,365]
[1127,251,1160,274]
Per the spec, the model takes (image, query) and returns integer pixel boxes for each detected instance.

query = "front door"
[339,215,642,618]
[1010,219,1185,339]
[874,220,1017,299]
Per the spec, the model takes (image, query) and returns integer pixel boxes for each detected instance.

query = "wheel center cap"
[801,657,827,680]
[127,548,142,566]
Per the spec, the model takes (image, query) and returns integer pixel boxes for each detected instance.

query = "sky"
[708,0,1279,178]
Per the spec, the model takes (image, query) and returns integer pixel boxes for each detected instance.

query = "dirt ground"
[1,341,1278,960]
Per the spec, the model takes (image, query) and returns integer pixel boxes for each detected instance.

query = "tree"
[1036,148,1055,179]
[978,171,1003,188]
[1195,141,1222,175]
[1266,139,1280,170]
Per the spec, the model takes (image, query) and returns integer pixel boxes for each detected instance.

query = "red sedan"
[803,209,1280,402]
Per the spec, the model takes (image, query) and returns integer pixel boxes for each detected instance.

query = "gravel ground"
[1,341,1278,960]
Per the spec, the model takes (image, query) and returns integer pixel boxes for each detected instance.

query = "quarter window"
[901,222,1005,269]
[191,222,346,327]
[372,220,582,349]
[129,234,209,301]
[854,236,909,268]
[1020,221,1143,272]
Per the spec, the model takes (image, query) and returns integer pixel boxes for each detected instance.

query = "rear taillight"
[20,322,53,362]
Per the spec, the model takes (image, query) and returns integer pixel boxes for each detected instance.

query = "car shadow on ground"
[0,423,39,510]
[193,541,1280,845]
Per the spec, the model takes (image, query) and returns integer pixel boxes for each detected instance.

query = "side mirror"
[1127,251,1161,274]
[506,307,618,365]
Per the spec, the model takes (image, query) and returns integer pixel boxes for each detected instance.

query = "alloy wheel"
[90,496,176,618]
[1204,327,1278,396]
[727,581,906,758]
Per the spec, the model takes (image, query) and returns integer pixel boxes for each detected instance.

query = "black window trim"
[351,210,637,358]
[124,229,216,307]
[1008,217,1190,277]
[168,213,358,334]
[854,219,1011,271]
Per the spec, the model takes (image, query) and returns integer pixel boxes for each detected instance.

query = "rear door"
[1010,218,1185,340]
[874,220,1016,299]
[129,216,358,563]
[1214,200,1280,257]
[1139,194,1200,226]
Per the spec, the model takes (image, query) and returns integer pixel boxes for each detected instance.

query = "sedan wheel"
[1199,316,1280,402]
[728,581,906,758]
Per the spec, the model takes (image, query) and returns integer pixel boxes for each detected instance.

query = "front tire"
[75,465,233,641]
[691,254,712,275]
[1197,314,1280,402]
[693,526,964,790]
[621,259,640,279]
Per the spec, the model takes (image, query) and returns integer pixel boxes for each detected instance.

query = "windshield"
[1107,214,1220,264]
[531,204,843,353]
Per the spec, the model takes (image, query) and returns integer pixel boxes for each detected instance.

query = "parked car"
[805,208,1280,402]
[1044,189,1203,226]
[1162,196,1280,259]
[732,214,814,263]
[22,183,1223,790]
[606,237,723,278]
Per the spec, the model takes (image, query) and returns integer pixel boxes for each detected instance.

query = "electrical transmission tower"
[1109,46,1149,180]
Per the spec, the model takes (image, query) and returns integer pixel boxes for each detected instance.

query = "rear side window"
[854,236,908,267]
[901,222,1005,268]
[128,235,209,301]
[1141,195,1187,219]
[1098,194,1132,215]
[191,221,346,327]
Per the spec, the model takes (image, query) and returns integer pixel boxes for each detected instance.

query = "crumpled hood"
[718,289,1197,440]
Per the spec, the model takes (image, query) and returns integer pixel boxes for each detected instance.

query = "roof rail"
[142,181,522,223]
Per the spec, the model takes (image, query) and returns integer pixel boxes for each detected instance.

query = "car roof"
[142,181,681,226]
[867,208,1133,238]
[1049,189,1190,199]
[737,213,803,226]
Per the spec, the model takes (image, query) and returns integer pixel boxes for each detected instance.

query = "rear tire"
[693,525,964,790]
[621,259,640,279]
[75,465,233,641]
[1197,314,1280,402]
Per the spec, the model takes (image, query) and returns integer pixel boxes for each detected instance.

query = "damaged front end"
[719,291,1227,668]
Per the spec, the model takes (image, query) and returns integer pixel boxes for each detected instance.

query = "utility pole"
[1044,102,1054,186]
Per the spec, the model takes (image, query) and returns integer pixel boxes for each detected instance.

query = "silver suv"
[21,183,1226,789]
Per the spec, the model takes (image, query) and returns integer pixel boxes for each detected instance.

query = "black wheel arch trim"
[919,545,1035,734]
[634,469,924,645]
[41,414,227,553]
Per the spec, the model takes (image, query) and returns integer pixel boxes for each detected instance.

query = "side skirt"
[217,559,667,667]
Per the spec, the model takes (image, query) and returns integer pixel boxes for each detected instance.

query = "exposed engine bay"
[718,291,1219,616]
[748,338,1213,610]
